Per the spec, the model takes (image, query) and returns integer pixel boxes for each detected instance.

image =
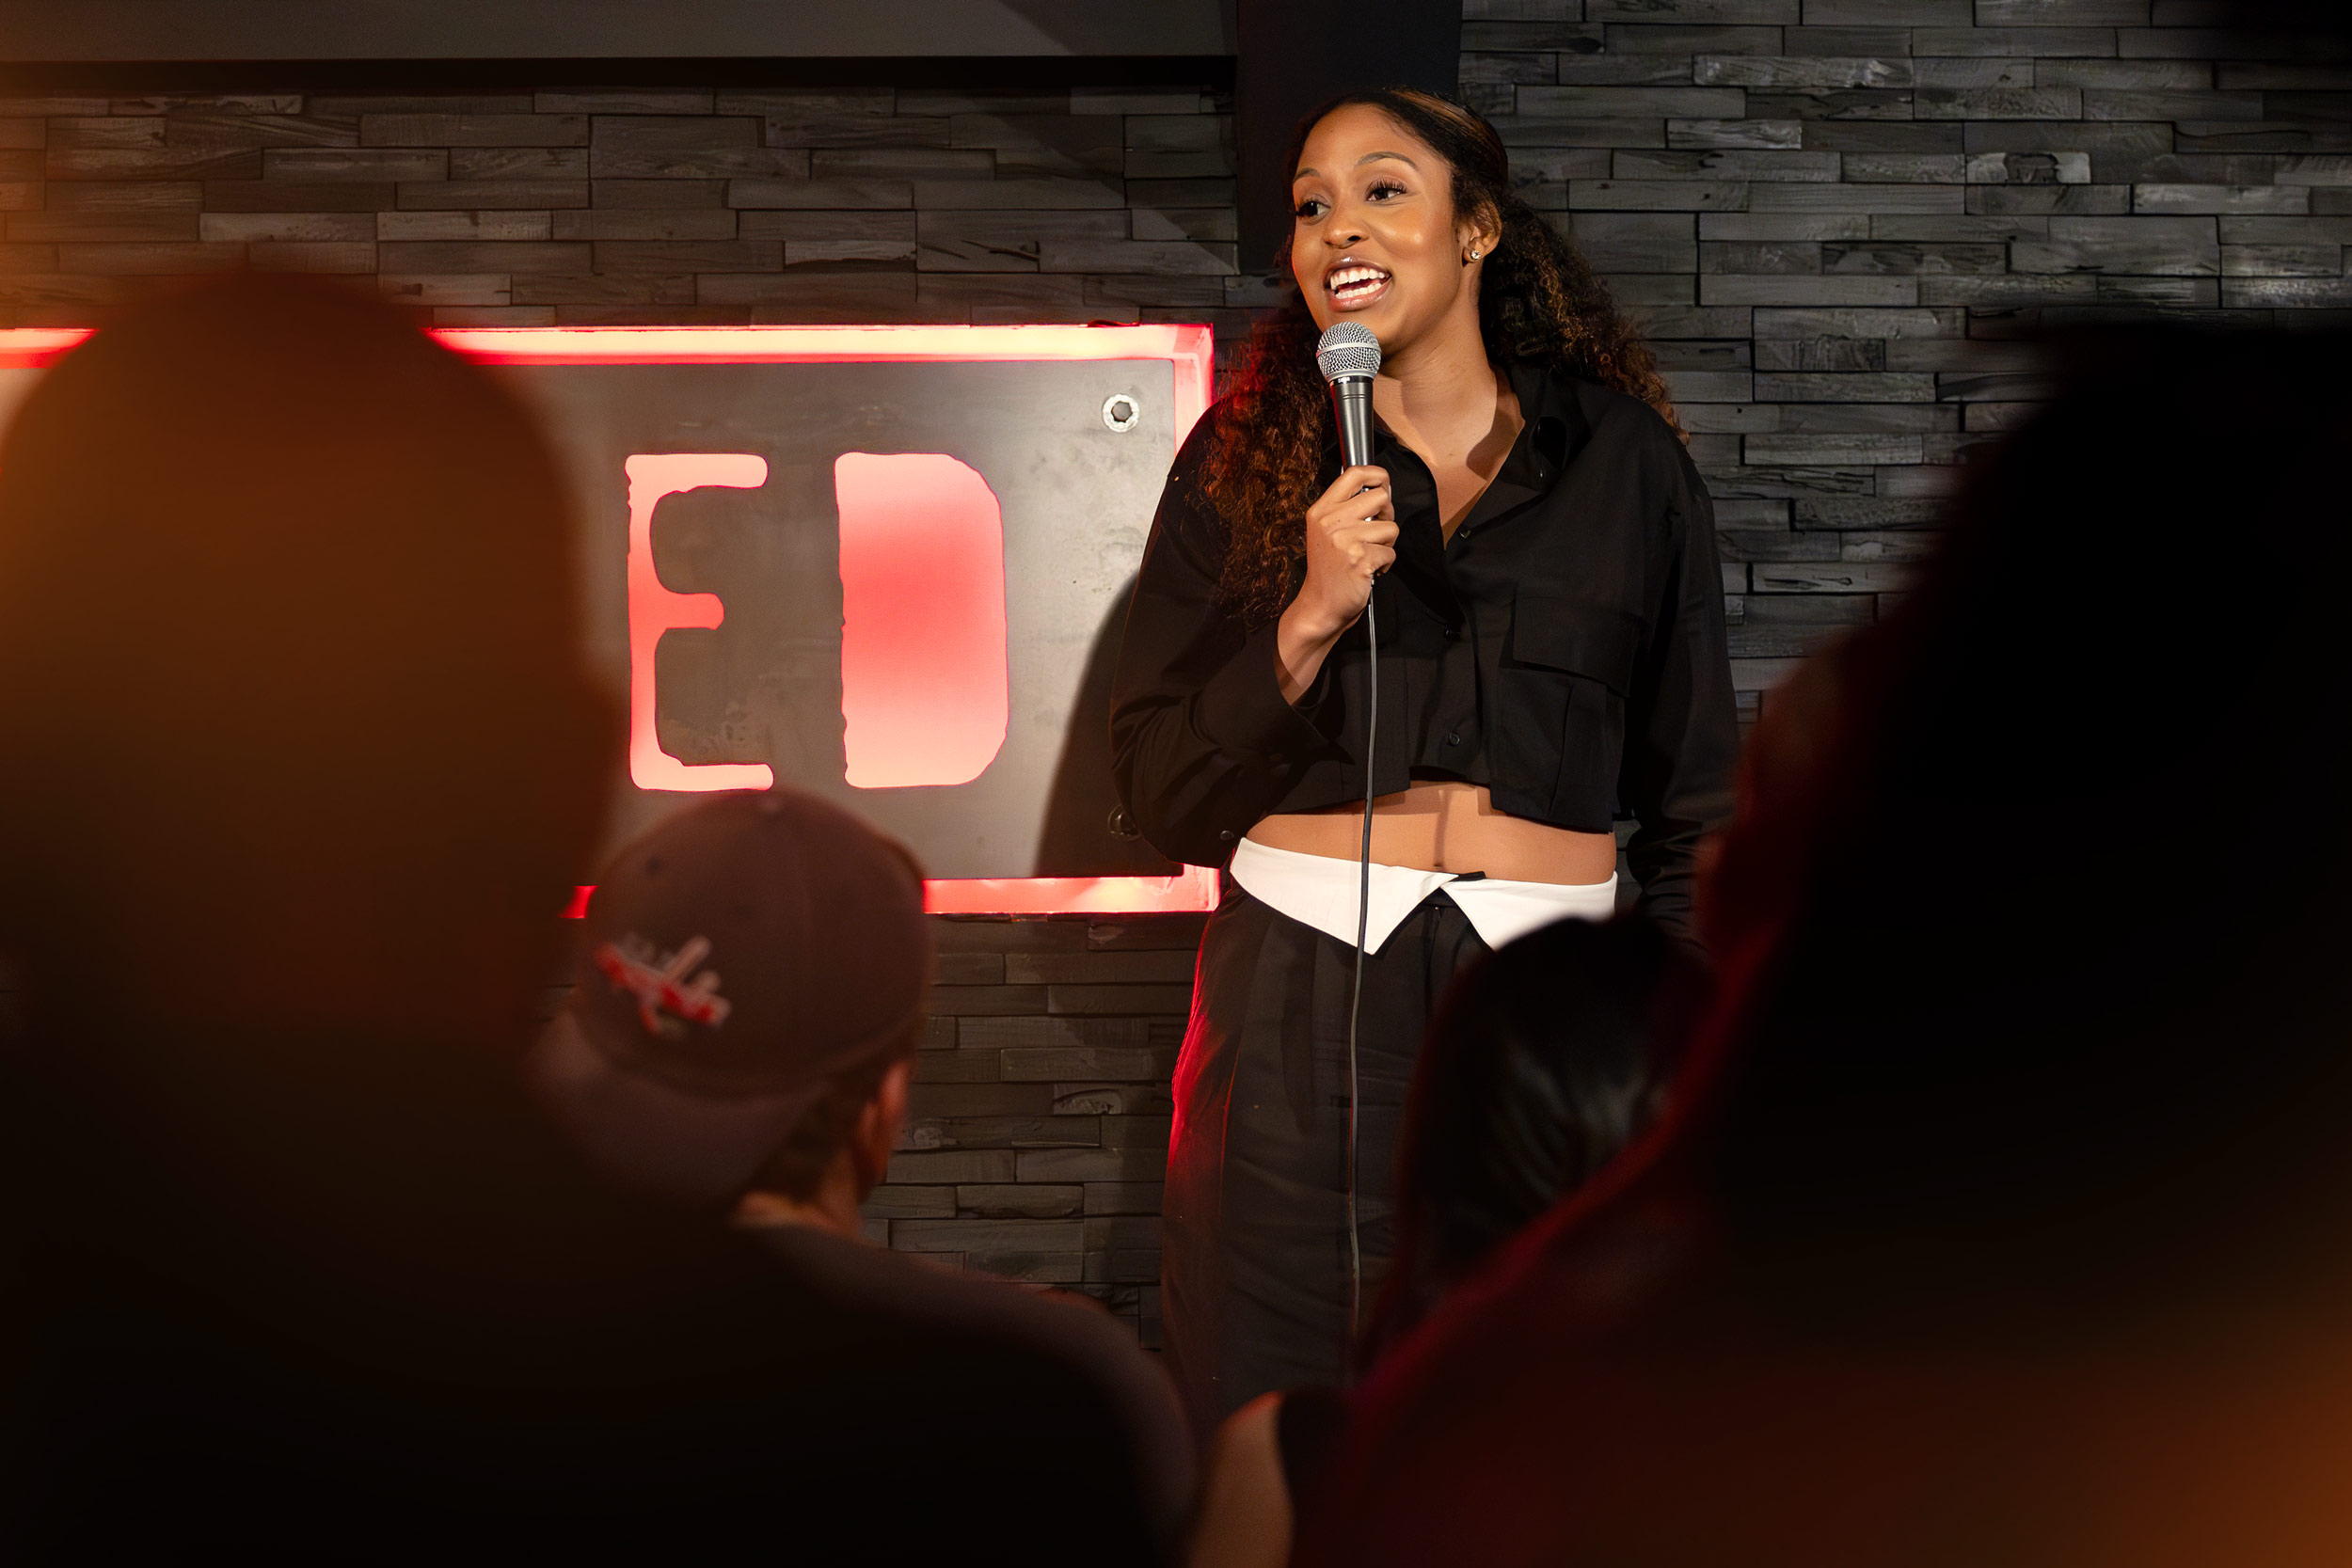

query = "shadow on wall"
[1037,574,1181,878]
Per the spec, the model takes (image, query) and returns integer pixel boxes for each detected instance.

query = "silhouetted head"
[531,787,933,1219]
[1696,325,2352,1327]
[0,273,628,1379]
[1366,915,1705,1360]
[0,275,613,1042]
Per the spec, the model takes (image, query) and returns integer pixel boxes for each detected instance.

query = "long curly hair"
[1202,87,1677,626]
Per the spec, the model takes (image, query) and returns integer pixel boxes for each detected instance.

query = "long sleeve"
[1109,434,1337,868]
[1620,443,1740,944]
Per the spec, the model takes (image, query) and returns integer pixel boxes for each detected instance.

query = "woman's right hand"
[1290,464,1396,640]
[1274,465,1394,702]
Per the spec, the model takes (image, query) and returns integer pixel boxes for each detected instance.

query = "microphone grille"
[1315,321,1381,383]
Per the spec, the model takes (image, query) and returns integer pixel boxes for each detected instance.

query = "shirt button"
[1218,829,1237,842]
[1445,732,1463,747]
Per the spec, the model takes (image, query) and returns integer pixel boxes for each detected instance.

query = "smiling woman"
[1210,89,1677,628]
[1108,87,1740,1438]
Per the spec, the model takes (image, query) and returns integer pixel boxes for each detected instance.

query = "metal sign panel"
[0,325,1218,913]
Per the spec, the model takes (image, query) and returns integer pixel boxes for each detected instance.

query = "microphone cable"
[1315,317,1384,1354]
[1345,578,1376,1345]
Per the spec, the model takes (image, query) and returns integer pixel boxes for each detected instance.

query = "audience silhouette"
[1187,915,1704,1568]
[1294,325,2352,1567]
[0,277,1184,1563]
[531,788,1191,1549]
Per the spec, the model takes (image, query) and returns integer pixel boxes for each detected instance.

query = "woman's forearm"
[1274,601,1344,705]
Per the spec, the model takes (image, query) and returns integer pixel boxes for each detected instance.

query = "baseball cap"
[527,788,933,1208]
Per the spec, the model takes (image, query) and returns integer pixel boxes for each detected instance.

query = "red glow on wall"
[564,865,1217,920]
[0,323,1216,446]
[0,328,91,368]
[834,452,1008,789]
[923,865,1219,915]
[624,451,773,793]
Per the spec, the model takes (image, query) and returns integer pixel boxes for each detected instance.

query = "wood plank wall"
[6,1,2345,1348]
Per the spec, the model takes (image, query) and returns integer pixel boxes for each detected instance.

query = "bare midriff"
[1248,778,1617,885]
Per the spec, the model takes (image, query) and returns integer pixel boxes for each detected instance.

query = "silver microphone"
[1315,321,1380,469]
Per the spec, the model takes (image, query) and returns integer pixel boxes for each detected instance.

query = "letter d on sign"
[834,452,1009,789]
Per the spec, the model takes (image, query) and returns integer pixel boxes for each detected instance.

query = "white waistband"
[1227,836,1618,956]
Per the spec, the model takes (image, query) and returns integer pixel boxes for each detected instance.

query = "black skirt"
[1160,878,1488,1438]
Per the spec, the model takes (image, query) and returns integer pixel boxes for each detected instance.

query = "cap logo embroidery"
[595,933,732,1037]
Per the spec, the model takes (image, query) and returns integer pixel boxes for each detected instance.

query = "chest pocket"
[1491,590,1641,831]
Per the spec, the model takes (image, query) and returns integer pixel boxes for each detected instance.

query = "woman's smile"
[1326,260,1393,310]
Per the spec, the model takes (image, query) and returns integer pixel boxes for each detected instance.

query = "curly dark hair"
[1201,87,1677,626]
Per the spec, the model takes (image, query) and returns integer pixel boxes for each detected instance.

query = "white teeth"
[1327,264,1390,294]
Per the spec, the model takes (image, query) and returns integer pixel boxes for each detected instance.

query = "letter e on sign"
[834,452,1009,789]
[624,452,774,793]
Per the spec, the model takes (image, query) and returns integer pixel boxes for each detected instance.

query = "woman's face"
[1289,103,1495,353]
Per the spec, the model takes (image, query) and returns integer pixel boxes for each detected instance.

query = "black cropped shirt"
[1108,361,1739,939]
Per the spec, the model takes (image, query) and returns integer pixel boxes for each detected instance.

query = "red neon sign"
[0,324,1219,917]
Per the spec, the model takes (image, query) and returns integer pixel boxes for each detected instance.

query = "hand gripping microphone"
[1315,320,1380,1344]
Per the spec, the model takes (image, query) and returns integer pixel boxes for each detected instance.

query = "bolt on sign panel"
[0,325,1219,914]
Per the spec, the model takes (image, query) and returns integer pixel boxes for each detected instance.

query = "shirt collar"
[1316,358,1585,510]
[1311,361,1587,627]
[1464,359,1581,533]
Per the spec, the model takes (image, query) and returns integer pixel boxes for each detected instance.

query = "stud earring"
[1468,247,1481,260]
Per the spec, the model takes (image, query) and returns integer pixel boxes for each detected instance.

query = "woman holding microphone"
[1111,88,1738,1433]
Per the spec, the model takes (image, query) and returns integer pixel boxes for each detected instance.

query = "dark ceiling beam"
[0,0,1232,62]
[0,56,1232,94]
